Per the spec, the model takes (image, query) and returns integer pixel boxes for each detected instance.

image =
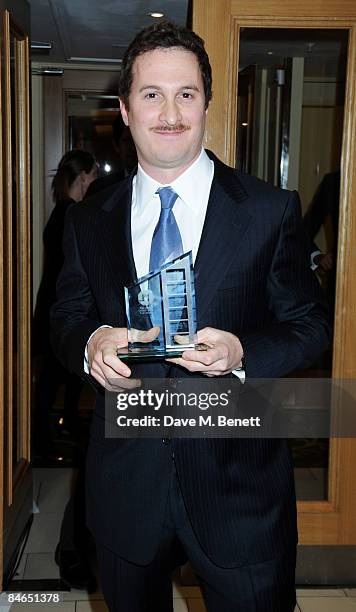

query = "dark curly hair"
[118,21,212,110]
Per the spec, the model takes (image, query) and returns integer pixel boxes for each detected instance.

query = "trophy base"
[117,343,208,362]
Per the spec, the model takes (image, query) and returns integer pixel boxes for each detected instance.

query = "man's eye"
[146,92,157,99]
[182,92,192,99]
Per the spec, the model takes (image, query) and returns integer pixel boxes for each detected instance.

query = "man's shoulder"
[208,150,295,211]
[235,170,292,205]
[85,170,126,197]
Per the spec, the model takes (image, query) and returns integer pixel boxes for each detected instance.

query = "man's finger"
[102,348,131,376]
[173,334,192,345]
[129,326,160,343]
[166,357,211,372]
[105,377,141,392]
[167,354,231,373]
[182,345,226,365]
[196,327,220,344]
[91,371,106,387]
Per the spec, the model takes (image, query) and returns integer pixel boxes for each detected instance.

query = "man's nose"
[159,98,182,125]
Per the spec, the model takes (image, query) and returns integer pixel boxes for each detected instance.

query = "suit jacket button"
[162,438,171,445]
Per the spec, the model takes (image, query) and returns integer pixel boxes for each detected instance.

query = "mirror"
[237,28,348,500]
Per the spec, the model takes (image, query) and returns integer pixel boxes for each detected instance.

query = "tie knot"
[157,186,178,211]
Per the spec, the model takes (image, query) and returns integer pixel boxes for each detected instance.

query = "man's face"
[120,48,208,181]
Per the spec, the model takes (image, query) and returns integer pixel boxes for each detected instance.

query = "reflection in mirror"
[67,94,121,176]
[237,29,348,501]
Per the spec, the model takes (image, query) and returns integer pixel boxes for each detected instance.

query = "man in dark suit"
[51,21,329,612]
[304,169,340,314]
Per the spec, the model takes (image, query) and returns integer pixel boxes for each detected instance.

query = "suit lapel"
[194,155,251,322]
[97,177,137,295]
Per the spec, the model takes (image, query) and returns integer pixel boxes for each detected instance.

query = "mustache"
[150,124,191,133]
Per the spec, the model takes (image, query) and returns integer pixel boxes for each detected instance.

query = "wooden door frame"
[1,6,32,588]
[0,6,4,589]
[193,0,356,544]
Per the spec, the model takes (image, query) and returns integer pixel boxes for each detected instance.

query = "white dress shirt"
[131,148,213,278]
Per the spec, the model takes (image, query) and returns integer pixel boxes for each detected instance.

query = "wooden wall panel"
[193,0,232,160]
[231,0,356,18]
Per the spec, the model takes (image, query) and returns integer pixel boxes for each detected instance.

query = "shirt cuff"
[310,250,321,271]
[84,325,113,374]
[232,368,245,383]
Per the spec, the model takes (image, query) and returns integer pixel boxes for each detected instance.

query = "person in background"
[33,149,98,591]
[304,169,340,315]
[33,149,98,451]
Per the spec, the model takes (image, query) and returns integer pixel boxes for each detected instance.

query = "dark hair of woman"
[51,149,97,202]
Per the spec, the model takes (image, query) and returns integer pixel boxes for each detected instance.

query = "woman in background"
[33,150,98,592]
[33,149,97,451]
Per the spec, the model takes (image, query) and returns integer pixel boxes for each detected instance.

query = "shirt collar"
[170,149,213,216]
[134,148,213,216]
[134,165,160,215]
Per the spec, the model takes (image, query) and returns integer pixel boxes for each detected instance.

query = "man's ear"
[119,98,129,126]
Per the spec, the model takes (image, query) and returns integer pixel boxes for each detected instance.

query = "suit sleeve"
[50,208,102,379]
[239,190,330,378]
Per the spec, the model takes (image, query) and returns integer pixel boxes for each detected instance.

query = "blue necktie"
[148,187,184,338]
[149,187,183,272]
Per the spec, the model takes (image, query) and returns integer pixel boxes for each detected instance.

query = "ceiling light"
[267,51,274,55]
[70,57,121,63]
[31,41,52,50]
[32,67,64,76]
[149,12,164,18]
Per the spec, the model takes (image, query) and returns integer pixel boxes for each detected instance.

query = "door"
[193,0,356,582]
[0,4,32,589]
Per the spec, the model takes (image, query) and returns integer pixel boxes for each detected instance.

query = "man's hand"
[87,326,161,389]
[87,327,132,388]
[315,251,334,272]
[167,327,243,376]
[129,326,160,343]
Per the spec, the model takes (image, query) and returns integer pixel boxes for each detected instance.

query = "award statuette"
[117,252,204,360]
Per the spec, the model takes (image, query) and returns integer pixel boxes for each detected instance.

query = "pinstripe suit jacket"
[51,151,329,567]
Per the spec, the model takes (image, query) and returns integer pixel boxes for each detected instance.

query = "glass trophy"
[117,252,203,360]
